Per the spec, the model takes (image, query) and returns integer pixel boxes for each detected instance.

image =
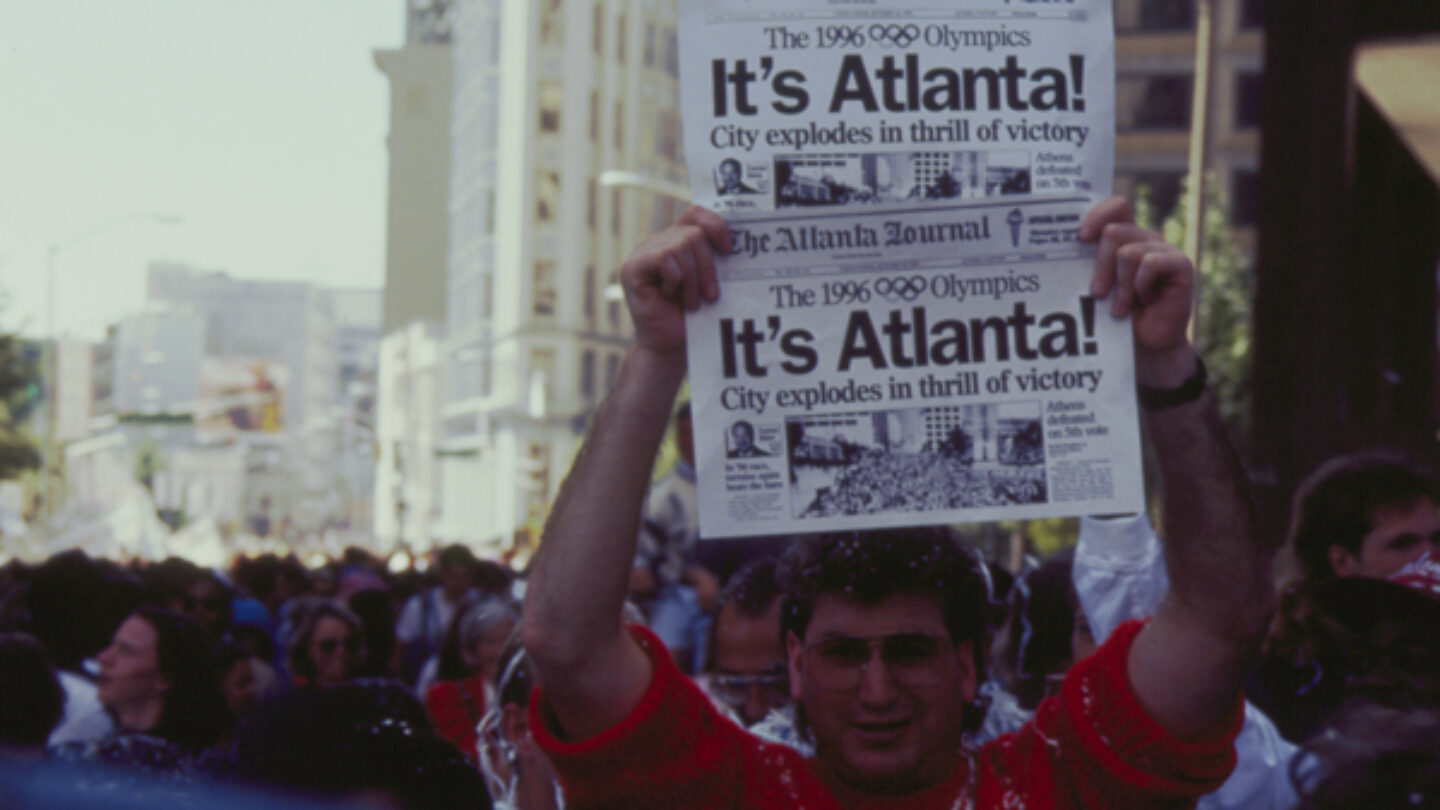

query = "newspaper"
[678,0,1143,538]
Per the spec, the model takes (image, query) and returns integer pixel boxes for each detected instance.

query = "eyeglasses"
[710,668,789,708]
[805,633,952,691]
[315,636,360,655]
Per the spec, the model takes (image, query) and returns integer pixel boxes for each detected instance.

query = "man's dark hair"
[776,527,992,732]
[720,158,741,173]
[25,551,141,670]
[1001,547,1078,710]
[1289,450,1440,584]
[436,544,478,573]
[141,557,205,608]
[704,557,782,674]
[731,421,754,438]
[1291,700,1440,808]
[235,680,492,810]
[0,632,64,750]
[725,557,782,618]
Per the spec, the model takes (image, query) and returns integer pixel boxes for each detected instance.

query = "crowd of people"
[801,449,1048,517]
[1,193,1438,809]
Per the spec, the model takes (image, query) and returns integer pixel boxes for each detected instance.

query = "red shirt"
[425,674,488,762]
[532,621,1241,809]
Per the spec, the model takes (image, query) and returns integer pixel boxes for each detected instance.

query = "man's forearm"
[1128,373,1275,738]
[524,346,685,667]
[1146,386,1271,638]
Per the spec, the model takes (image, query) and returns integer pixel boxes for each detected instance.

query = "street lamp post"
[597,170,692,302]
[39,213,181,518]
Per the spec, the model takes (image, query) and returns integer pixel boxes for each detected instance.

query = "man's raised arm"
[1080,198,1274,739]
[521,206,730,741]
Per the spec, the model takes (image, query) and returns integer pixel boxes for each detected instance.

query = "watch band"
[1138,357,1207,410]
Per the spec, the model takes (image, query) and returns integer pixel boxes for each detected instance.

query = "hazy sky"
[0,1,403,341]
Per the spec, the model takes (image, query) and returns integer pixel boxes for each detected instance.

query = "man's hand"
[1079,197,1197,388]
[621,205,730,358]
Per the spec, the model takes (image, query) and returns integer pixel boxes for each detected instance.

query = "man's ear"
[1328,544,1359,578]
[785,631,805,703]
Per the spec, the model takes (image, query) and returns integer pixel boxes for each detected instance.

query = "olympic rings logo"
[868,24,921,48]
[874,275,928,301]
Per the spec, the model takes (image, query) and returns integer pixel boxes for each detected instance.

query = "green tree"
[1135,172,1254,446]
[0,328,42,480]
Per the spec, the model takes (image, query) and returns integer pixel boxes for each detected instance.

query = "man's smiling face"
[787,592,974,795]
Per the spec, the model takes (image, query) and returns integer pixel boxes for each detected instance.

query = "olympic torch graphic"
[1006,208,1024,247]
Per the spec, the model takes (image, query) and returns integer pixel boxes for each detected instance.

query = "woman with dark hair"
[423,596,519,761]
[92,607,231,750]
[48,608,231,781]
[285,598,365,687]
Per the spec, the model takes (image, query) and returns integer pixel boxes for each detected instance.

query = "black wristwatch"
[1138,357,1207,410]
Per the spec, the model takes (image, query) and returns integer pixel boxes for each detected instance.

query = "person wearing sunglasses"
[284,599,365,688]
[517,198,1271,808]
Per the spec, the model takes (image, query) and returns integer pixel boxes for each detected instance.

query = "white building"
[373,321,444,551]
[438,0,685,548]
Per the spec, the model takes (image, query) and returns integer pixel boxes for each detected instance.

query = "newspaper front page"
[678,0,1142,538]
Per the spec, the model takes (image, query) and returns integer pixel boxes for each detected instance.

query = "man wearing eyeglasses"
[520,197,1271,808]
[700,558,794,731]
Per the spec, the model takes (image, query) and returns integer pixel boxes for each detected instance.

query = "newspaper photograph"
[678,0,1144,538]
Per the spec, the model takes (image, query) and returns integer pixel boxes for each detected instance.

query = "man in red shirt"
[520,197,1273,808]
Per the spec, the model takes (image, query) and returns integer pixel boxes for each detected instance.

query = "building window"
[644,23,656,66]
[614,99,624,150]
[481,188,495,235]
[656,110,680,161]
[537,171,561,222]
[1241,0,1264,29]
[1231,170,1260,227]
[540,0,564,45]
[539,83,562,133]
[1118,74,1192,130]
[1138,0,1194,31]
[581,350,596,399]
[605,354,621,390]
[587,177,597,229]
[610,188,622,236]
[664,30,679,77]
[584,264,596,325]
[1132,171,1185,225]
[481,272,493,320]
[1234,71,1263,130]
[588,91,599,142]
[592,3,603,54]
[616,13,626,63]
[533,261,557,316]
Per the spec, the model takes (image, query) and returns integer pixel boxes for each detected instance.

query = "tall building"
[146,262,336,440]
[374,321,444,551]
[439,0,685,549]
[1112,0,1264,246]
[375,1,454,334]
[144,263,342,533]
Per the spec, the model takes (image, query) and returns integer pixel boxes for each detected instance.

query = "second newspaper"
[679,0,1142,538]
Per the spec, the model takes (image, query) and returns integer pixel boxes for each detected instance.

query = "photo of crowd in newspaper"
[678,0,1136,537]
